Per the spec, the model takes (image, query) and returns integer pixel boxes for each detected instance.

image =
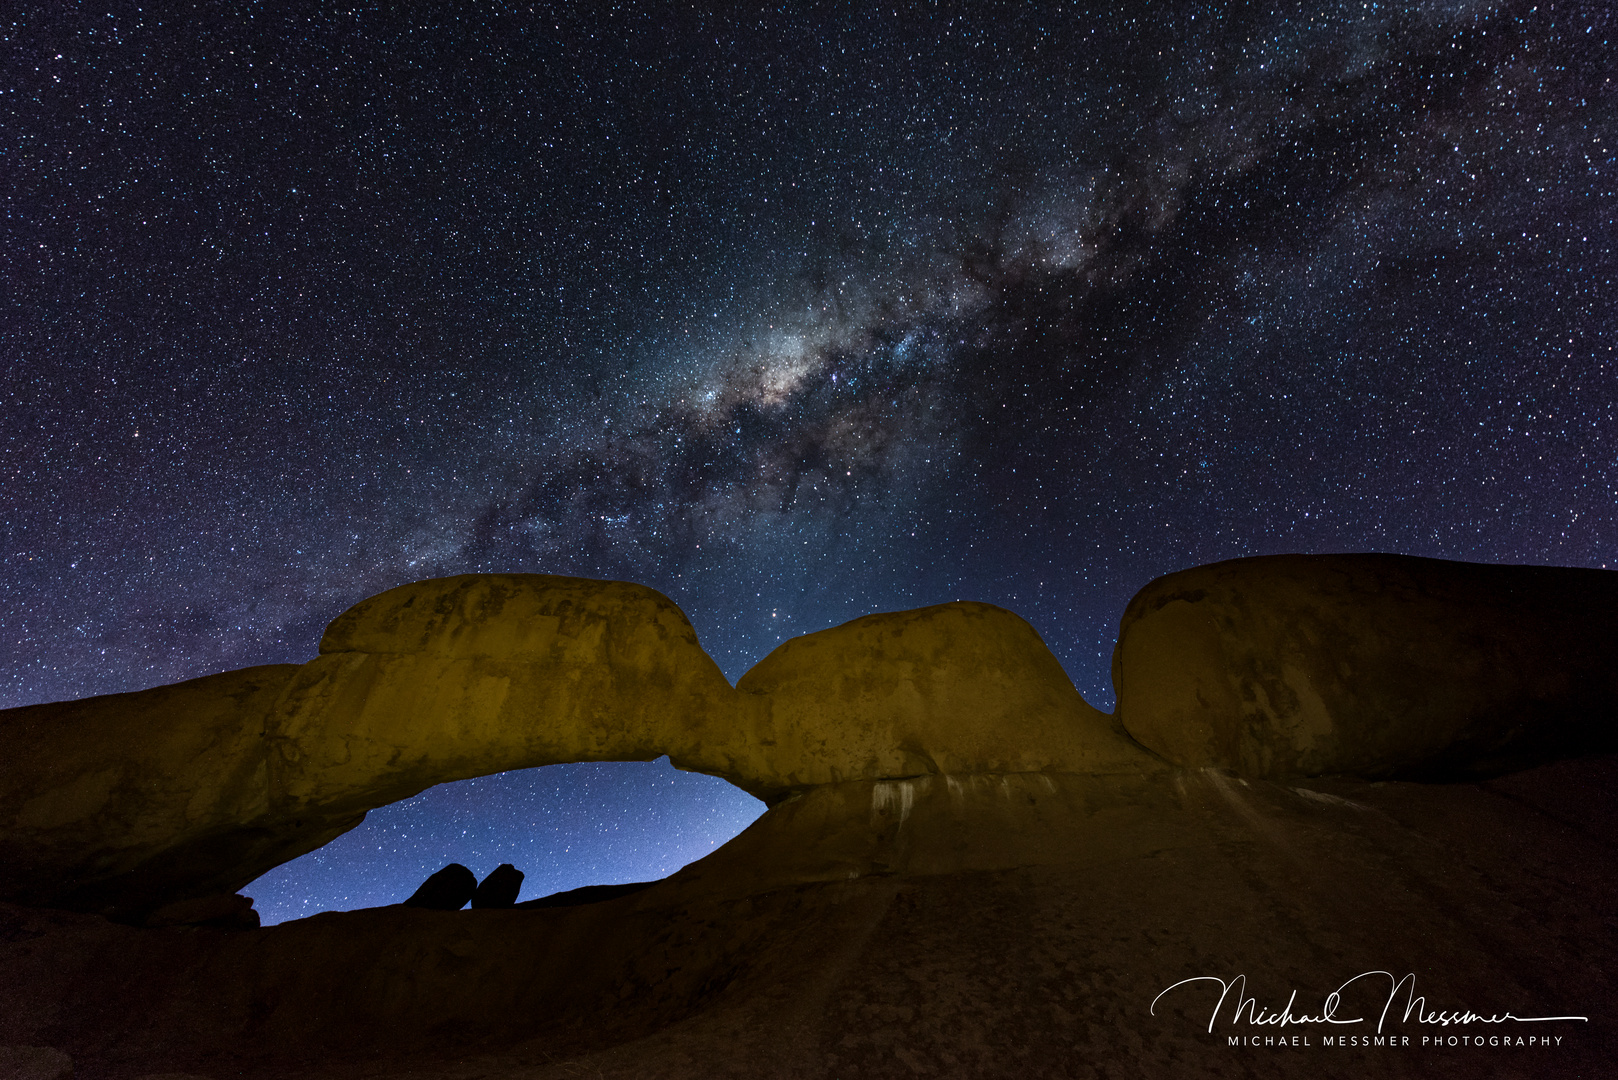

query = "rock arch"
[11,554,1614,921]
[0,574,1149,918]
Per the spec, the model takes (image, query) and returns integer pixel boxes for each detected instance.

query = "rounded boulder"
[1113,553,1618,779]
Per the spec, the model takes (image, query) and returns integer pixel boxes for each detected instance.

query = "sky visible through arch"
[4,3,1615,917]
[248,759,765,926]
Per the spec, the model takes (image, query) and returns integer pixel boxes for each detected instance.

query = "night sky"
[4,2,1615,920]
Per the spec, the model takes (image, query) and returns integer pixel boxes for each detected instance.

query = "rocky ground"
[3,754,1613,1079]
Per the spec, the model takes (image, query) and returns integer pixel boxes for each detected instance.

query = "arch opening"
[246,757,765,926]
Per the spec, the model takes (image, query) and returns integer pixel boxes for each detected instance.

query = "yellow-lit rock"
[734,602,1158,787]
[1113,553,1618,779]
[16,555,1614,918]
[270,574,742,815]
[0,665,311,915]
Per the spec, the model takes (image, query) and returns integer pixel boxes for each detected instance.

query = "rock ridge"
[4,554,1616,919]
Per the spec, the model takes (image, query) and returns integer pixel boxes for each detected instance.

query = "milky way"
[4,2,1615,914]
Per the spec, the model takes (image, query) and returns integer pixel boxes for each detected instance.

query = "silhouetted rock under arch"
[470,863,523,909]
[402,863,477,911]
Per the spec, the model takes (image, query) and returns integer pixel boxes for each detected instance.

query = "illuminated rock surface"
[1114,554,1618,779]
[734,601,1156,784]
[0,664,312,916]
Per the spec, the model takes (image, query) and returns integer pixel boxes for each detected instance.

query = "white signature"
[1151,972,1589,1035]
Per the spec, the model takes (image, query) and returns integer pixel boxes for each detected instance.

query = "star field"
[249,758,764,925]
[3,2,1615,918]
